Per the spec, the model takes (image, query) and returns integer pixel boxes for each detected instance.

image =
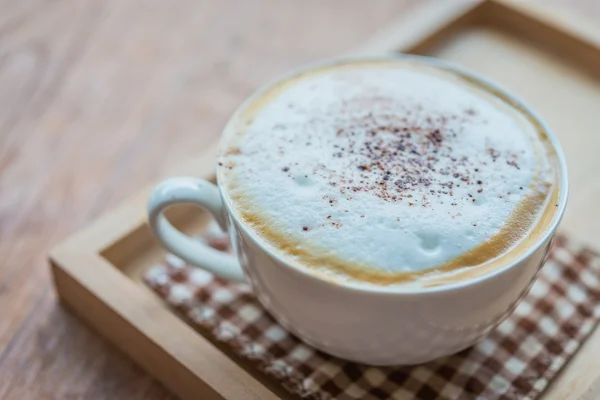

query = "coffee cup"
[147,55,568,365]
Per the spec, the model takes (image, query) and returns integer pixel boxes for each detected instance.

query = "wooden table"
[0,1,597,399]
[0,1,417,398]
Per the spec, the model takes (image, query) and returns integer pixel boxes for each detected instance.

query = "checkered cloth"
[145,228,600,400]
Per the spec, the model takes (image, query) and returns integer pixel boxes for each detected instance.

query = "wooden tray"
[50,1,600,399]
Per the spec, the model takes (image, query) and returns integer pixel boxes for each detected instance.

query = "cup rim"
[216,53,569,295]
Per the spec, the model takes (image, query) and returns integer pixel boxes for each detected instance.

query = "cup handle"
[147,177,245,282]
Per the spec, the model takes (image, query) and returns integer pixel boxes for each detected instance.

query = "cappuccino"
[218,58,559,287]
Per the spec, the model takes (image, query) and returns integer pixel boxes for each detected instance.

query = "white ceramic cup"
[147,55,568,365]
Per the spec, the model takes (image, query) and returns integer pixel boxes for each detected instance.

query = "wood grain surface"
[0,1,598,399]
[0,1,417,399]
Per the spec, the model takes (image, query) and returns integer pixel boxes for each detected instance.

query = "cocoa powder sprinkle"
[273,99,527,227]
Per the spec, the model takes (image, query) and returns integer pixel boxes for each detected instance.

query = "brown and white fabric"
[145,230,600,400]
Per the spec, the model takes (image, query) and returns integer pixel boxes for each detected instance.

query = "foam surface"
[220,60,554,281]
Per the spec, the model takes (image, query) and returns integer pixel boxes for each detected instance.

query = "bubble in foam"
[417,231,441,254]
[220,59,555,283]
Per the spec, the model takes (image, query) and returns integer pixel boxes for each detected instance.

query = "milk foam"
[220,60,555,284]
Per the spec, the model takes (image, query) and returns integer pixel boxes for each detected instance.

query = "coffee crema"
[218,58,560,288]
